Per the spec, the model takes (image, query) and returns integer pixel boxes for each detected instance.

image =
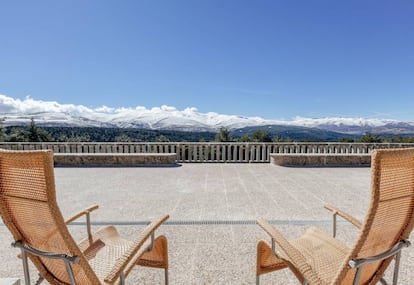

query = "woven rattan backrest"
[0,150,100,284]
[335,148,414,285]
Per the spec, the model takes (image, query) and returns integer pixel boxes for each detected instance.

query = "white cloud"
[0,95,19,113]
[0,94,409,130]
[95,106,115,113]
[183,107,198,113]
[0,94,94,114]
[160,105,177,112]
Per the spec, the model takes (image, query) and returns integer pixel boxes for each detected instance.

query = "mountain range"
[1,94,414,136]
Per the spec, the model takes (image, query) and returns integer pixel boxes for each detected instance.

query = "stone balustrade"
[54,153,177,166]
[270,153,371,166]
[0,142,413,163]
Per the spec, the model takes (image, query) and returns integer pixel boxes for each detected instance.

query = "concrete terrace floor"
[1,163,413,284]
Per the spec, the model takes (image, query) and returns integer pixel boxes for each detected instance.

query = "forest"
[1,119,414,143]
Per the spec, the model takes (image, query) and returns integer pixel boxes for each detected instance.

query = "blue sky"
[1,0,413,121]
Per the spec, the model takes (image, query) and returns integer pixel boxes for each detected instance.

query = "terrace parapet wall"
[1,142,413,165]
[270,153,371,166]
[54,153,177,166]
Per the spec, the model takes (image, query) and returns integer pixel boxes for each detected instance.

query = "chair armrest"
[65,204,99,245]
[13,240,79,263]
[256,218,316,283]
[104,214,169,284]
[349,240,411,268]
[324,204,362,229]
[64,204,99,225]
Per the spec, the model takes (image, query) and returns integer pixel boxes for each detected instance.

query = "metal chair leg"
[165,268,169,285]
[21,250,30,285]
[64,260,77,285]
[392,251,402,285]
[119,272,125,285]
[379,278,388,285]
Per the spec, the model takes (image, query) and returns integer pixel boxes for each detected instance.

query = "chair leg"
[137,235,169,283]
[256,240,287,276]
[379,278,388,285]
[256,275,260,285]
[119,272,125,285]
[392,251,402,285]
[21,250,31,285]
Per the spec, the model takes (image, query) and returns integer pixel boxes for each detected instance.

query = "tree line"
[215,127,414,143]
[0,118,217,142]
[1,119,414,143]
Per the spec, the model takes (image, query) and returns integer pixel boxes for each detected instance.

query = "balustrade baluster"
[1,142,413,162]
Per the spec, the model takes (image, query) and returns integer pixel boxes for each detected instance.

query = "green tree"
[339,137,355,143]
[215,127,233,142]
[237,134,251,142]
[27,118,53,142]
[272,135,286,142]
[393,135,414,143]
[7,127,28,142]
[251,129,272,142]
[156,135,170,142]
[114,133,132,142]
[28,118,39,141]
[57,133,91,142]
[359,133,383,143]
[0,118,6,142]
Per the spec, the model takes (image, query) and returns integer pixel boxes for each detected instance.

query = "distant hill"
[232,125,358,141]
[1,94,414,138]
[4,126,216,142]
[3,111,414,137]
[313,121,414,136]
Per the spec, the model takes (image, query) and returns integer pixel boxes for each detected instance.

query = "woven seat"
[0,149,169,285]
[256,148,414,285]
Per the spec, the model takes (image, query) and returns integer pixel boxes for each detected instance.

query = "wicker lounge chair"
[256,148,414,285]
[0,149,169,285]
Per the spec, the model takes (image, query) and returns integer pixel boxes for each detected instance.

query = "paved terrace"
[1,164,413,284]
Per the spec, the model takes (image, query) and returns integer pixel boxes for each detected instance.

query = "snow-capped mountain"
[1,94,414,135]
